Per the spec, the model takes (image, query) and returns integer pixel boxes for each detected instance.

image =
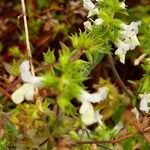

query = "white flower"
[88,8,99,17]
[11,60,43,104]
[113,122,123,133]
[84,18,103,31]
[83,0,99,17]
[115,21,140,63]
[139,93,150,113]
[78,86,107,125]
[89,86,108,103]
[97,86,108,100]
[120,2,126,9]
[79,101,96,125]
[115,40,129,64]
[20,61,43,87]
[121,22,140,38]
[11,83,34,104]
[79,101,103,125]
[84,21,93,30]
[124,35,140,50]
[94,18,103,26]
[131,107,140,120]
[83,0,95,11]
[79,86,108,103]
[79,90,90,103]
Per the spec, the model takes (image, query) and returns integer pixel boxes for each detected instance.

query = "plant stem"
[108,54,134,98]
[21,0,35,76]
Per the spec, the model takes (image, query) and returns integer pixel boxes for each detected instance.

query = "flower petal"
[79,101,96,125]
[23,83,35,101]
[83,0,95,11]
[139,94,150,113]
[79,101,94,114]
[20,60,33,83]
[94,18,103,26]
[84,21,93,30]
[30,77,44,87]
[11,86,24,104]
[20,60,43,87]
[79,90,90,103]
[20,60,30,73]
[115,48,126,64]
[97,86,108,100]
[94,111,103,125]
[87,8,99,17]
[113,122,123,133]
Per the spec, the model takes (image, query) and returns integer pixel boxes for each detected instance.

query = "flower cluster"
[78,86,108,125]
[11,60,43,104]
[83,0,103,30]
[115,22,141,63]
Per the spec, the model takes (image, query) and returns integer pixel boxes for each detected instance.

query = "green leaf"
[142,141,150,150]
[57,95,75,114]
[112,103,125,124]
[37,0,49,9]
[0,139,7,150]
[43,49,56,64]
[5,121,19,140]
[122,138,134,150]
[9,46,20,57]
[3,60,20,76]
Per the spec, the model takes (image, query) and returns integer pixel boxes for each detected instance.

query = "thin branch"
[21,0,35,76]
[39,138,49,147]
[108,54,134,98]
[73,133,134,146]
[0,78,21,98]
[97,144,113,150]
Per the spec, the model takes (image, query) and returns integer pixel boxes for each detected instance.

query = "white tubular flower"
[84,21,93,30]
[131,107,140,120]
[79,86,108,103]
[115,40,129,64]
[11,60,43,104]
[89,86,108,103]
[139,94,150,113]
[94,18,103,26]
[20,60,43,87]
